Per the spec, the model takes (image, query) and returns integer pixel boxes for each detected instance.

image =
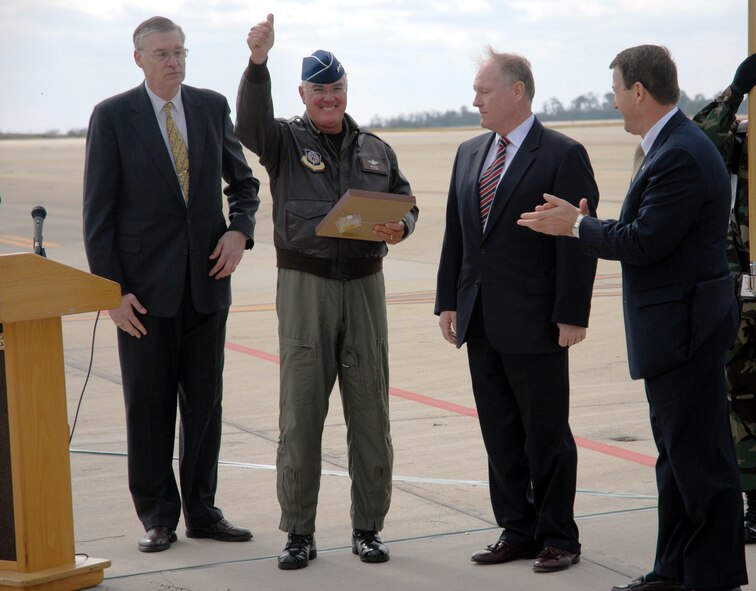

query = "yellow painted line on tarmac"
[0,235,60,248]
[230,303,277,313]
[62,274,623,324]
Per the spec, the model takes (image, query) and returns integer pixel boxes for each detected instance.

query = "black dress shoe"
[185,518,252,542]
[532,546,580,572]
[278,534,316,570]
[471,539,538,564]
[611,575,684,591]
[138,527,177,553]
[352,529,390,563]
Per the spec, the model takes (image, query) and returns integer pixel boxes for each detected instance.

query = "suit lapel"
[130,85,185,204]
[182,86,206,206]
[622,110,686,219]
[483,119,540,236]
[463,134,494,237]
[643,109,685,168]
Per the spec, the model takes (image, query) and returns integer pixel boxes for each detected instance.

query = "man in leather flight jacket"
[235,13,418,571]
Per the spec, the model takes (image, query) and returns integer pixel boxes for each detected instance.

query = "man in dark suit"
[83,16,260,553]
[519,45,747,591]
[435,48,599,573]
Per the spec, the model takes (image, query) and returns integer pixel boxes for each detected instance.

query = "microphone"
[31,205,47,257]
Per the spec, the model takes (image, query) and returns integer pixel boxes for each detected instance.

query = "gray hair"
[133,16,185,50]
[483,47,535,102]
[300,74,349,92]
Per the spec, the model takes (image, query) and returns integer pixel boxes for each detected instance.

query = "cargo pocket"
[340,347,367,411]
[279,336,317,407]
[285,199,332,250]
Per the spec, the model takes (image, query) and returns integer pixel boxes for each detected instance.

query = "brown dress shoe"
[185,518,253,542]
[471,539,538,564]
[532,545,580,572]
[611,575,684,591]
[138,527,177,553]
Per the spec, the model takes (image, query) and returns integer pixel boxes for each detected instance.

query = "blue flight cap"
[302,50,344,84]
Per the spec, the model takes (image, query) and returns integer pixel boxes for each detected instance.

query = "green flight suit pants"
[275,268,393,534]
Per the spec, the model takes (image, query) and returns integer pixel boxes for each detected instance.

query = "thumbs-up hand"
[732,54,756,96]
[247,13,275,64]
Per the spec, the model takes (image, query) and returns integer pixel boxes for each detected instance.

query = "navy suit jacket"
[579,109,737,379]
[435,117,599,354]
[83,83,260,317]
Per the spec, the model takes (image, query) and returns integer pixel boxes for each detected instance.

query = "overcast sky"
[0,0,748,134]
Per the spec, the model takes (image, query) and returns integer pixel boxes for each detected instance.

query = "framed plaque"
[315,189,416,242]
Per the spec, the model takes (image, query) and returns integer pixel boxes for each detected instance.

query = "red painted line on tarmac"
[573,436,656,467]
[225,341,658,467]
[389,387,479,418]
[225,341,280,364]
[389,387,657,467]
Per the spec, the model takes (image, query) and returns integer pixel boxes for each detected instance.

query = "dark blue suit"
[83,83,260,531]
[580,109,747,588]
[436,117,598,553]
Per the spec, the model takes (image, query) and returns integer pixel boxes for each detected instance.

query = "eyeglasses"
[147,49,189,62]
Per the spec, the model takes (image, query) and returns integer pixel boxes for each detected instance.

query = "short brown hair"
[610,45,680,106]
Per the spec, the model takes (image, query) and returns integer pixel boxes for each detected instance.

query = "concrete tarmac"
[0,122,752,590]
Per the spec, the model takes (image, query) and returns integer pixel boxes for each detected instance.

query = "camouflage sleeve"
[693,88,747,279]
[692,88,741,164]
[729,164,749,280]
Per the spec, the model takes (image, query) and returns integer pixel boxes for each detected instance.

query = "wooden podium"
[0,253,120,591]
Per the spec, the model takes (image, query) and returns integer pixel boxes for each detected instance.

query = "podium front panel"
[0,323,16,562]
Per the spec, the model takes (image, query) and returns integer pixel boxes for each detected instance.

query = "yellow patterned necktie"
[164,101,189,200]
[631,143,645,182]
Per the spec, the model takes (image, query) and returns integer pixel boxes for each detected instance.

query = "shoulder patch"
[301,148,326,172]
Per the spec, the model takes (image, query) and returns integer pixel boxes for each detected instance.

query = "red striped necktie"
[479,137,509,228]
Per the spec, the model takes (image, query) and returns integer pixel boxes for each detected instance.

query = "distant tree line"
[538,90,717,122]
[0,91,748,137]
[0,128,88,139]
[368,90,745,129]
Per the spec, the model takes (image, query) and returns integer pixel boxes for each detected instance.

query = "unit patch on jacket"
[359,155,388,174]
[301,148,326,172]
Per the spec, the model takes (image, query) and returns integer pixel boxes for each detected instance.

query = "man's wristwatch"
[571,213,585,238]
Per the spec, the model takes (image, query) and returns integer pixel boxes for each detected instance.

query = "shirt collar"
[144,82,184,118]
[498,113,535,148]
[640,107,677,155]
